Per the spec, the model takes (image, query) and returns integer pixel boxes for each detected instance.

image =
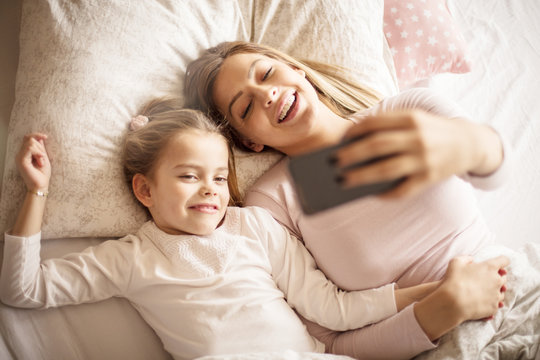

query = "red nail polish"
[498,301,504,308]
[500,285,506,292]
[498,269,507,276]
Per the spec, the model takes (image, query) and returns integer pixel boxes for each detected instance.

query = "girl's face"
[212,53,325,155]
[144,130,230,236]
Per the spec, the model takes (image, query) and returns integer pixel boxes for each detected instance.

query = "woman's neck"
[279,108,354,156]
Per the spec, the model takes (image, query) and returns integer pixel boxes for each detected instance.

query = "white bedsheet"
[430,0,540,250]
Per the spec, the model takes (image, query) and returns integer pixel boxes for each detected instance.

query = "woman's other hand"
[16,133,51,193]
[440,255,509,320]
[414,255,509,341]
[334,110,504,198]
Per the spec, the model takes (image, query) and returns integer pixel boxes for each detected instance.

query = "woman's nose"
[251,84,277,107]
[264,87,278,106]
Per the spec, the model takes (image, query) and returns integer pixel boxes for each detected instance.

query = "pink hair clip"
[130,115,149,131]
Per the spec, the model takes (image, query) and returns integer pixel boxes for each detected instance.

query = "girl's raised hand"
[334,110,503,198]
[15,133,51,193]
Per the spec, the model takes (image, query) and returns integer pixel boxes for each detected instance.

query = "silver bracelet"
[28,189,48,197]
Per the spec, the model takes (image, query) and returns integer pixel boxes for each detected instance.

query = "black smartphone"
[288,138,403,215]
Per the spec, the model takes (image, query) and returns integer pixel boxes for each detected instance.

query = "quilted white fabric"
[0,0,396,239]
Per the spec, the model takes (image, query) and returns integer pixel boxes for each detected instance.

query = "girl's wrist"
[27,188,49,197]
[413,285,464,341]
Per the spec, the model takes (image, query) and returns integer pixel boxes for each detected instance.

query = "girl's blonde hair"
[122,98,242,212]
[184,41,382,150]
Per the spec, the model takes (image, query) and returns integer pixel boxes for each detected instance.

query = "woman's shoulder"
[245,157,294,201]
[355,87,465,119]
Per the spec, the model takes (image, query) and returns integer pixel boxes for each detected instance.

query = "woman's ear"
[132,173,153,207]
[294,68,306,78]
[241,138,264,152]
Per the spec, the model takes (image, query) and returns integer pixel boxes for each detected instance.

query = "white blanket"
[416,243,540,360]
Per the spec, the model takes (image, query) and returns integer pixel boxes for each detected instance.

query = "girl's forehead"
[169,130,226,148]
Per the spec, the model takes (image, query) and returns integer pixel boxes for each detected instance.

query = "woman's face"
[212,53,324,154]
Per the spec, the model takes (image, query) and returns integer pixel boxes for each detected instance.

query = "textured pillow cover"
[0,0,398,239]
[383,0,471,89]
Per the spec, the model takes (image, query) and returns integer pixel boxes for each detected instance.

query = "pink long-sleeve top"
[244,88,511,359]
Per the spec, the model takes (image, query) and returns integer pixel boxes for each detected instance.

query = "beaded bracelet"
[28,189,48,197]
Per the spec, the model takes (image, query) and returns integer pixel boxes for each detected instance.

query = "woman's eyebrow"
[228,58,263,117]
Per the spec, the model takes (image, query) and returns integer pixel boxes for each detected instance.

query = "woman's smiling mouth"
[278,92,298,123]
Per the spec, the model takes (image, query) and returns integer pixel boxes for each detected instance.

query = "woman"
[183,41,511,359]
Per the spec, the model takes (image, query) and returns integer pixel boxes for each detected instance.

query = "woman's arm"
[312,255,508,359]
[335,88,507,198]
[9,133,51,237]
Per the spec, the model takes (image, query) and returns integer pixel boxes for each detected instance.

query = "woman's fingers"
[343,112,417,139]
[338,153,420,186]
[335,130,420,168]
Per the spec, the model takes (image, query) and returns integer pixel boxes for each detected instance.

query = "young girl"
[0,99,500,359]
[183,41,518,359]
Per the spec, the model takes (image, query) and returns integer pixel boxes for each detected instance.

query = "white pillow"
[0,0,397,239]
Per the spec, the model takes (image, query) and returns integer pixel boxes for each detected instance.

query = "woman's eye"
[215,176,228,183]
[262,67,272,80]
[241,101,252,119]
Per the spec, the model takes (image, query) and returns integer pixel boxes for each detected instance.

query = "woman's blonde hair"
[184,41,382,150]
[122,98,242,213]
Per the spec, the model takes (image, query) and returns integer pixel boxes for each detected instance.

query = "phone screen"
[288,140,402,215]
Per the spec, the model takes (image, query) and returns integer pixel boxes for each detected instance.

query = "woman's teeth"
[279,94,296,122]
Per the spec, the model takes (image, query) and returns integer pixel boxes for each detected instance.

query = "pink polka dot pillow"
[384,0,471,89]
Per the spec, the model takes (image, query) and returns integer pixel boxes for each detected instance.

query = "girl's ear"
[241,138,264,153]
[132,173,153,207]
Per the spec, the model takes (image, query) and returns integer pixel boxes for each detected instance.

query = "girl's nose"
[201,184,217,197]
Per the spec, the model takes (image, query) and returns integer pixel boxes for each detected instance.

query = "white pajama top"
[0,206,397,360]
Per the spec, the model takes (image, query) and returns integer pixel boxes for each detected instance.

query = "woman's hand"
[334,110,504,198]
[16,133,51,193]
[413,255,509,341]
[439,255,509,322]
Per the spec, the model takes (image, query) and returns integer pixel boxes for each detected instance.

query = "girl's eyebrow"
[173,164,229,172]
[227,58,264,117]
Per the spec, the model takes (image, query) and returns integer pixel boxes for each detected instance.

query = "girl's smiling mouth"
[189,204,219,214]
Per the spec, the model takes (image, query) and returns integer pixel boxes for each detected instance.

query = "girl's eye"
[180,175,197,181]
[241,101,252,119]
[215,176,228,183]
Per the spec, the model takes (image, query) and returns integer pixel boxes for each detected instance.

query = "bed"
[0,0,539,359]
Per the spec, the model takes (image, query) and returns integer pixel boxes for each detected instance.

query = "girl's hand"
[15,133,51,193]
[334,110,504,198]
